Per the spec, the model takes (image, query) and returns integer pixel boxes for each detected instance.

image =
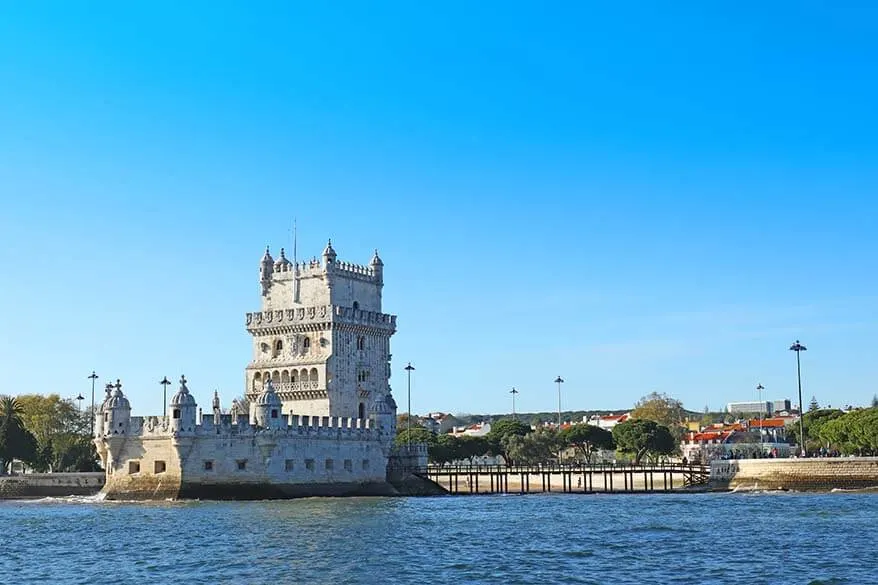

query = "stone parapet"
[0,472,105,499]
[115,413,385,441]
[710,457,878,491]
[245,305,396,333]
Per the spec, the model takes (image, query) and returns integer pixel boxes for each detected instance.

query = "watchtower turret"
[370,249,384,284]
[260,247,274,295]
[103,380,131,436]
[322,239,337,265]
[169,375,198,434]
[254,379,283,429]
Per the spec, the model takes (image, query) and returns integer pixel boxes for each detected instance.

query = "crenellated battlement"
[120,413,382,440]
[246,305,396,331]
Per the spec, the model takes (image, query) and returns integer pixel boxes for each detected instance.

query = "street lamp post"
[789,340,808,457]
[510,387,519,420]
[160,376,172,416]
[404,363,415,446]
[554,376,564,428]
[88,371,99,436]
[756,384,765,449]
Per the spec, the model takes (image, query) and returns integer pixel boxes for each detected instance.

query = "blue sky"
[2,2,877,416]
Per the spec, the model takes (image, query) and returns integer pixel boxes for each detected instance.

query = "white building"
[93,241,422,500]
[245,241,396,420]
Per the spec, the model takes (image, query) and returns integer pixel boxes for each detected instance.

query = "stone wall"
[100,430,393,500]
[0,473,105,499]
[710,457,878,491]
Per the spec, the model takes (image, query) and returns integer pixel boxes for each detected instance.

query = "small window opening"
[305,459,315,471]
[285,459,295,472]
[173,409,181,419]
[271,409,279,419]
[203,460,214,471]
[325,459,334,470]
[353,301,359,310]
[358,403,365,419]
[303,337,311,351]
[344,459,353,472]
[236,459,247,471]
[128,461,140,474]
[362,459,370,470]
[154,461,166,474]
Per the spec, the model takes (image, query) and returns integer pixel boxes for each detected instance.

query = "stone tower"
[244,241,397,421]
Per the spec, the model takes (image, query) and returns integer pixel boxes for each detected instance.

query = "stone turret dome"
[105,383,130,410]
[261,246,274,265]
[322,239,337,262]
[370,249,383,266]
[369,394,394,415]
[275,247,291,270]
[255,380,282,406]
[170,376,197,406]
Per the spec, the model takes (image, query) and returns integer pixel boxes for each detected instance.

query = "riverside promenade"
[418,462,710,495]
[0,472,105,499]
[710,457,878,491]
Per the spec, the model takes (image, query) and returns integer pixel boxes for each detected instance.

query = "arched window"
[272,370,280,381]
[291,370,298,383]
[271,409,279,419]
[356,336,365,351]
[310,368,318,383]
[300,369,308,382]
[253,372,262,390]
[281,370,290,383]
[358,403,365,419]
[303,337,311,353]
[353,301,359,310]
[275,339,283,352]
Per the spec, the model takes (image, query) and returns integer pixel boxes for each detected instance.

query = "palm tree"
[0,395,37,473]
[0,395,24,427]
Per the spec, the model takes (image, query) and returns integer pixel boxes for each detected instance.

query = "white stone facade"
[245,241,396,420]
[92,240,410,500]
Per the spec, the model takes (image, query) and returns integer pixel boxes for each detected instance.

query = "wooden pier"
[415,462,710,495]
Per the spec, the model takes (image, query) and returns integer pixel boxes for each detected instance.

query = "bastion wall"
[101,414,394,500]
[710,457,878,491]
[0,473,105,499]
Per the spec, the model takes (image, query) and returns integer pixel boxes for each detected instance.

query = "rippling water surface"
[1,492,875,584]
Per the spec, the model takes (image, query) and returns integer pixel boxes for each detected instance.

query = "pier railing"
[403,462,710,495]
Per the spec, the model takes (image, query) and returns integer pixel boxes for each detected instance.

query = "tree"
[14,394,97,472]
[429,433,459,466]
[789,408,844,451]
[612,419,676,464]
[0,396,39,473]
[809,396,820,412]
[485,419,531,465]
[502,427,562,466]
[560,424,615,463]
[394,426,436,447]
[631,392,686,440]
[457,435,491,463]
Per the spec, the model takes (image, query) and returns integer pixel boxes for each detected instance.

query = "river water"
[1,492,875,584]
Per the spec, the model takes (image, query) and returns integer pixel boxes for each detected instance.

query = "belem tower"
[93,241,426,500]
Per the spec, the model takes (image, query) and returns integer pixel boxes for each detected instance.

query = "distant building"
[422,412,463,434]
[726,401,772,415]
[584,413,629,430]
[772,399,792,413]
[451,422,492,437]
